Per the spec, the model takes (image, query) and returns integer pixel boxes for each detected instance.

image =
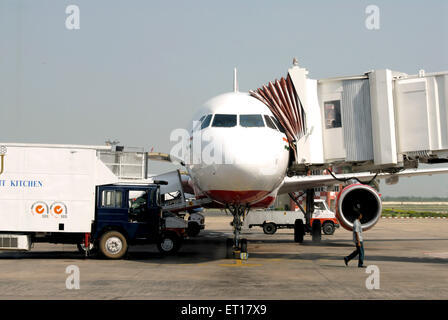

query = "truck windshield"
[314,202,326,211]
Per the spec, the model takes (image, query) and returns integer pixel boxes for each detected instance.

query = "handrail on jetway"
[250,62,448,176]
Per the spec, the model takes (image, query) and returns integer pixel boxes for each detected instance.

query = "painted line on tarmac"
[423,252,448,259]
[218,259,262,267]
[381,217,447,219]
[176,257,284,268]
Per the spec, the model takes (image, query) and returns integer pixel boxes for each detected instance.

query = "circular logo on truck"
[50,202,67,218]
[31,202,49,217]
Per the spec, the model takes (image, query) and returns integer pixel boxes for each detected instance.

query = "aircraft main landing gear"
[311,219,322,243]
[290,189,321,244]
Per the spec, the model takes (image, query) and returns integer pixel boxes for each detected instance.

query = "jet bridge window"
[101,190,123,208]
[264,115,278,130]
[324,100,342,129]
[240,114,265,127]
[212,114,237,127]
[200,114,213,130]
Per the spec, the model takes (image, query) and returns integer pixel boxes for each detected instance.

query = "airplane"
[151,69,448,257]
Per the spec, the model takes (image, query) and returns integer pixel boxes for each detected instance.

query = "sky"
[0,0,447,197]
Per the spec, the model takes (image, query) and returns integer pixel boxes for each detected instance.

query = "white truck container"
[0,143,118,235]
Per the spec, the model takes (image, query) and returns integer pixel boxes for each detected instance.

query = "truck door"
[128,188,160,237]
[128,190,149,222]
[97,187,127,221]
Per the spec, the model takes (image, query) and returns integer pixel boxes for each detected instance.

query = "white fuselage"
[186,92,290,206]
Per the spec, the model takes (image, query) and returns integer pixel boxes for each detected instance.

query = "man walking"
[344,212,365,268]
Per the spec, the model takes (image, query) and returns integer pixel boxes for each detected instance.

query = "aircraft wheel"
[294,219,304,243]
[312,220,322,243]
[225,238,234,259]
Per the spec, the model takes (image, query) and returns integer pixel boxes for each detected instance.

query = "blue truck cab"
[87,184,185,259]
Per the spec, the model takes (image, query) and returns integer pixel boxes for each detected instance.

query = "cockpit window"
[192,115,206,131]
[264,115,277,130]
[271,116,286,133]
[240,114,265,127]
[201,114,213,129]
[212,114,237,127]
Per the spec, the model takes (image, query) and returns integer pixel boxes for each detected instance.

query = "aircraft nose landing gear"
[226,204,249,259]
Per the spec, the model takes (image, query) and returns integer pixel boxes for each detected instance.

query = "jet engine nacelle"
[336,184,382,231]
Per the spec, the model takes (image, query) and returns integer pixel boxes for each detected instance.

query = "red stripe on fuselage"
[251,196,276,208]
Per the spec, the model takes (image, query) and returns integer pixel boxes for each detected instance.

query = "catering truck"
[0,143,187,259]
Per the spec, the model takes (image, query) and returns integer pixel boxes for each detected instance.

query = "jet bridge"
[250,63,448,175]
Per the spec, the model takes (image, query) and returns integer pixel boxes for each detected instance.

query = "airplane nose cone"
[189,129,289,205]
[202,163,275,204]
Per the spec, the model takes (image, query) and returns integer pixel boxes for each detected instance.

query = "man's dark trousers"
[346,241,364,266]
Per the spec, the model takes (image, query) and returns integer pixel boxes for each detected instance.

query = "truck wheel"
[312,220,322,243]
[187,222,201,237]
[157,232,181,255]
[294,219,304,243]
[99,231,128,259]
[263,223,277,235]
[322,222,335,235]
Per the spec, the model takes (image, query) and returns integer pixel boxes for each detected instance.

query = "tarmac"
[0,211,447,300]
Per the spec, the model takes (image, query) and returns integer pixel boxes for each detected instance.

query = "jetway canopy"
[251,64,448,174]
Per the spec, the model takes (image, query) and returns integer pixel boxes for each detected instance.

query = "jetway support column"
[306,189,322,243]
[305,189,314,230]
